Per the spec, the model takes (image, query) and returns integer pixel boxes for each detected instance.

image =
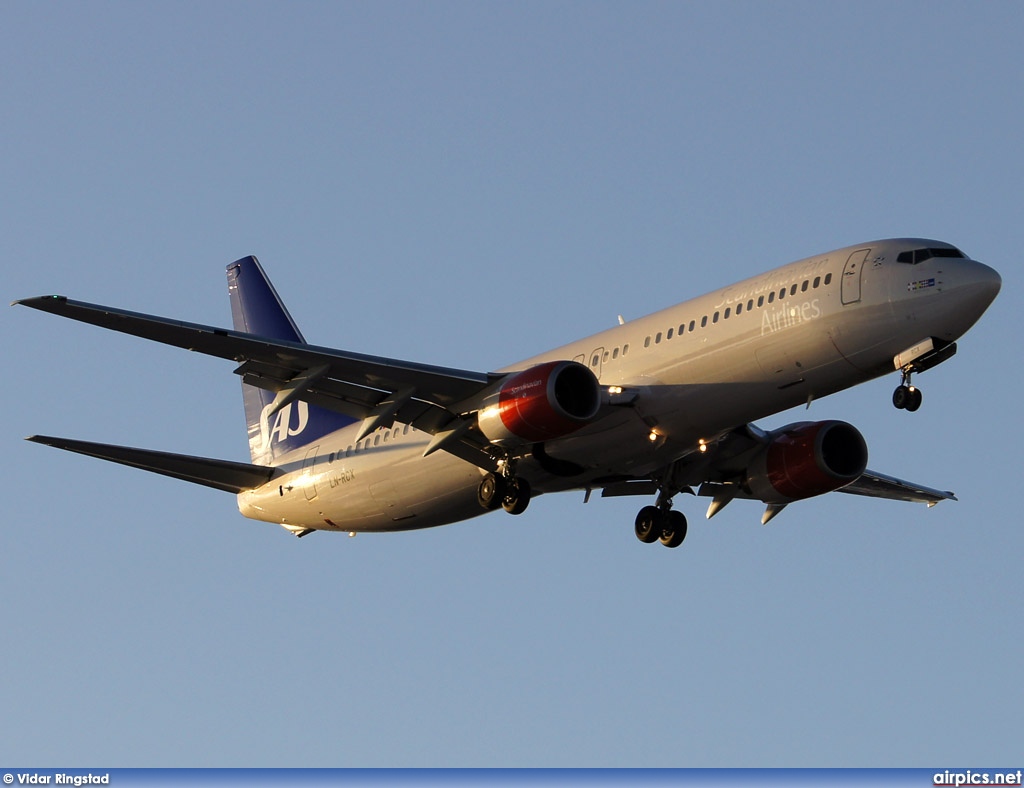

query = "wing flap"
[233,356,493,462]
[26,435,279,494]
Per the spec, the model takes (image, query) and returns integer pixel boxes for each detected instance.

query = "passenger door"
[841,249,871,305]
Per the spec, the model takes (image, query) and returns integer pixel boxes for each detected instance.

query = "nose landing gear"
[891,338,958,412]
[892,370,923,412]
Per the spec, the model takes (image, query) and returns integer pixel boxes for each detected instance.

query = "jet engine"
[745,420,868,504]
[477,360,601,445]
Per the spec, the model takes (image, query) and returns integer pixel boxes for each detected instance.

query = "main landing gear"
[477,471,532,515]
[892,369,923,412]
[635,505,688,548]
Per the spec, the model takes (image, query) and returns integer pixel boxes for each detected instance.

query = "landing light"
[608,385,623,395]
[698,439,708,453]
[648,430,659,442]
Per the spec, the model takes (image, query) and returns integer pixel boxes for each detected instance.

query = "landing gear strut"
[893,369,923,412]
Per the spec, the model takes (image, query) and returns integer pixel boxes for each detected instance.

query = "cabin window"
[790,284,798,296]
[623,344,629,355]
[655,332,662,344]
[701,315,708,328]
[768,292,775,304]
[813,276,821,288]
[747,299,754,311]
[712,312,719,324]
[644,336,651,348]
[612,347,619,359]
[689,320,696,332]
[666,328,674,340]
[824,273,833,285]
[757,295,765,307]
[801,280,809,292]
[736,302,743,315]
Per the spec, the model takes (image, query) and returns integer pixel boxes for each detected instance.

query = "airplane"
[14,238,1000,548]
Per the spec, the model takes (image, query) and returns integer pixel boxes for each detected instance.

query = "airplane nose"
[965,260,1001,303]
[950,259,1001,319]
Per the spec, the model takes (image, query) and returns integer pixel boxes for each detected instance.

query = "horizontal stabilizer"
[26,435,279,494]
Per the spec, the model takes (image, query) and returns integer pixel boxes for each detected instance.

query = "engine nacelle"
[746,420,868,504]
[477,360,601,445]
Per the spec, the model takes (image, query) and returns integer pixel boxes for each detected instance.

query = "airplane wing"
[15,296,489,402]
[693,470,955,507]
[26,435,279,493]
[15,295,502,466]
[837,470,955,505]
[607,421,956,522]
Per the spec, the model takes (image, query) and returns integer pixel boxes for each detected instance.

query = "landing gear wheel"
[477,473,505,511]
[634,506,663,544]
[659,510,688,548]
[894,360,924,412]
[502,477,532,515]
[893,384,924,411]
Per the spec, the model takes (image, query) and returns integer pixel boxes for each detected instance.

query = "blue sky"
[2,1,1021,767]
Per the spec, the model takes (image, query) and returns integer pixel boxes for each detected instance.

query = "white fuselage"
[237,239,1000,534]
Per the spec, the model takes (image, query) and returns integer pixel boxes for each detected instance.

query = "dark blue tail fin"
[227,257,355,465]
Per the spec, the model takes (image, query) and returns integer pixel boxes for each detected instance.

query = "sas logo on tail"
[259,401,309,450]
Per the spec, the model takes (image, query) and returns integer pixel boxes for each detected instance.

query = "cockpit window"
[896,247,966,265]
